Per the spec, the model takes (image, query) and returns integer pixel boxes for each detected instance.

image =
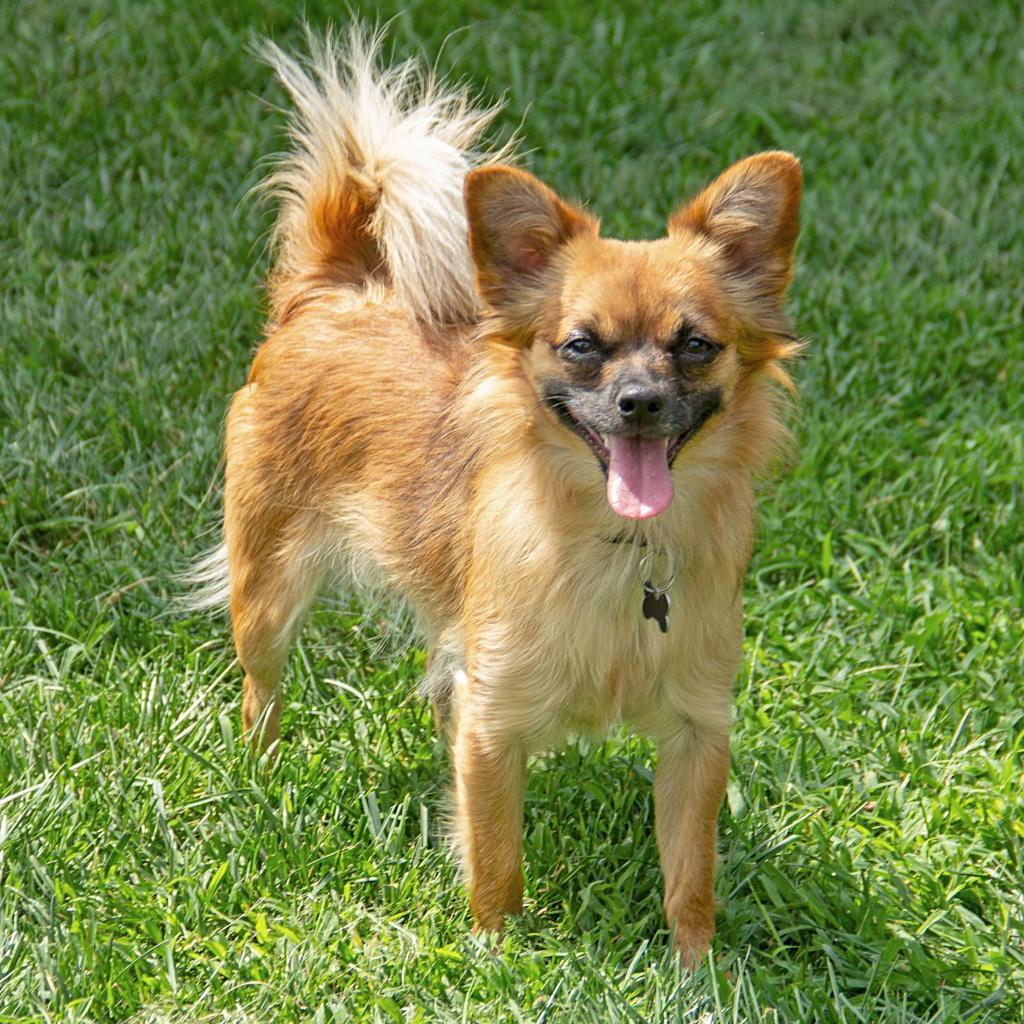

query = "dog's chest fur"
[418,459,746,748]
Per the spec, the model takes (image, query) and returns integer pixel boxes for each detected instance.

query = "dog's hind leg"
[226,509,324,752]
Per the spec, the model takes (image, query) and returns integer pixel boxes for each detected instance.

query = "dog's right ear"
[465,167,597,318]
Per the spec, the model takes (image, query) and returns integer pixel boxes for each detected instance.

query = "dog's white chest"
[463,544,697,741]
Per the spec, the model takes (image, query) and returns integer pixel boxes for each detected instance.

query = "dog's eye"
[676,334,720,364]
[561,333,600,359]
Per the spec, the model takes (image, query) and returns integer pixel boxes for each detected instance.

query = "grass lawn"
[2,0,1022,1020]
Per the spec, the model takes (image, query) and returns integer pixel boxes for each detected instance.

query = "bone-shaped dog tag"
[642,580,670,634]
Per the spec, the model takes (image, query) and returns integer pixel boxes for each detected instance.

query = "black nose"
[617,385,665,425]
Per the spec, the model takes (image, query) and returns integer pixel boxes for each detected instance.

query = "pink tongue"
[606,436,674,519]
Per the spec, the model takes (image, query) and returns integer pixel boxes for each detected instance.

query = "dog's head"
[465,154,802,520]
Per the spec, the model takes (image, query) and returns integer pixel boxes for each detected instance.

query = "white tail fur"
[259,26,510,324]
[180,542,230,612]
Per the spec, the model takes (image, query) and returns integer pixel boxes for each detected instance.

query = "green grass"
[2,0,1022,1020]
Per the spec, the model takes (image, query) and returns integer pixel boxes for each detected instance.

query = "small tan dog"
[195,29,801,964]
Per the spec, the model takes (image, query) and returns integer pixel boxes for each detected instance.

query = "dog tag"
[642,580,670,634]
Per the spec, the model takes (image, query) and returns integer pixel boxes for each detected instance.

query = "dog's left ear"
[465,166,597,318]
[669,151,802,299]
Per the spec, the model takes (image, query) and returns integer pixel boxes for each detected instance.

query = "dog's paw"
[469,884,523,936]
[672,912,716,969]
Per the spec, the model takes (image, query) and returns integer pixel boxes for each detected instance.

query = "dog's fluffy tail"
[259,27,508,326]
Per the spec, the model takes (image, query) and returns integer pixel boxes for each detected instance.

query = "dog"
[195,28,801,965]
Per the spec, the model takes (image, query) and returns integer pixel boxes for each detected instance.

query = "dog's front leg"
[453,695,526,932]
[654,722,730,967]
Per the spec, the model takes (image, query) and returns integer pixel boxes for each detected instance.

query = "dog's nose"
[616,385,665,426]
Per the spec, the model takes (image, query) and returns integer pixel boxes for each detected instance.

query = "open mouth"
[544,389,723,520]
[546,397,693,520]
[551,402,692,471]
